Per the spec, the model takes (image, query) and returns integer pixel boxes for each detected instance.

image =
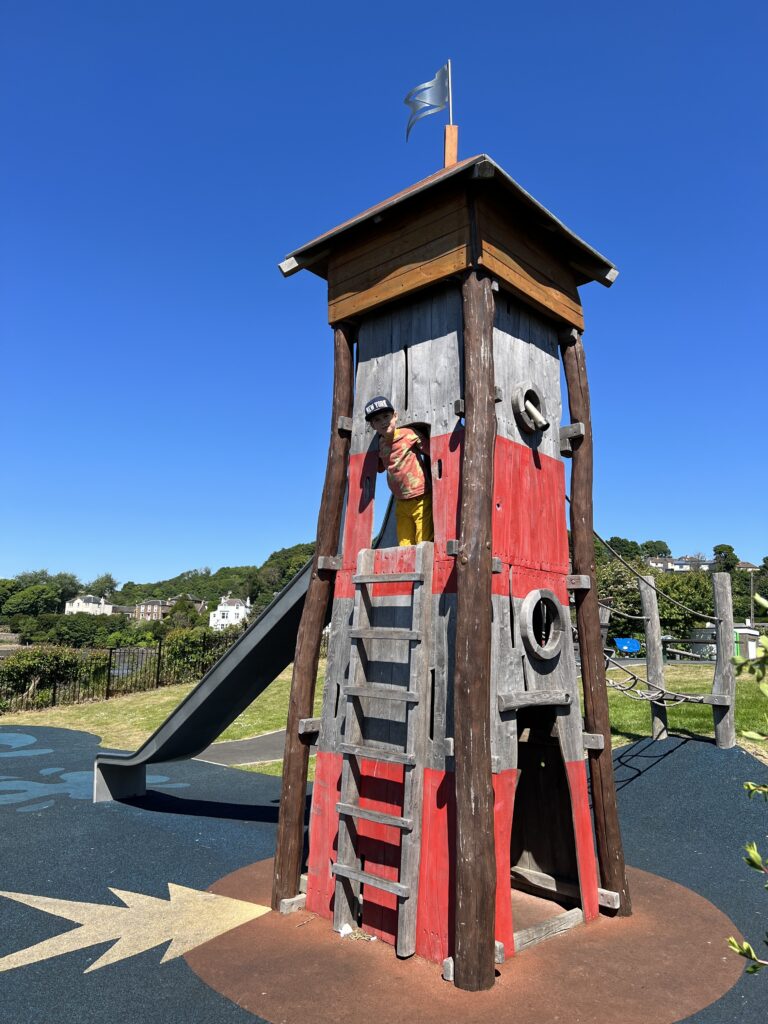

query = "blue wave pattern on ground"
[0,731,187,811]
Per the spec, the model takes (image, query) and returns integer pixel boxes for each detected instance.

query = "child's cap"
[364,396,394,421]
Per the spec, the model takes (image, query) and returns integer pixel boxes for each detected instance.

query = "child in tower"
[364,396,434,546]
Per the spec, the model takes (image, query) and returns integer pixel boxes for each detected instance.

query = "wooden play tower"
[271,148,631,991]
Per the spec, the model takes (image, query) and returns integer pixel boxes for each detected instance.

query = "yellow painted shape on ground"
[0,883,270,973]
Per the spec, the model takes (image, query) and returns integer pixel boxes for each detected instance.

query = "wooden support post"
[712,572,736,748]
[559,328,632,917]
[444,124,459,167]
[639,576,668,740]
[453,270,497,991]
[271,322,355,910]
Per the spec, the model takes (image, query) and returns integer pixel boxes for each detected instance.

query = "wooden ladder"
[332,542,434,958]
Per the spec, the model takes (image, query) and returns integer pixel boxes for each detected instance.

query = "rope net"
[603,653,714,707]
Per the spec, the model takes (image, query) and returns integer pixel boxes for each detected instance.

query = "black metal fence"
[0,632,236,714]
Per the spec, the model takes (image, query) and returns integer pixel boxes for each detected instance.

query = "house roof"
[279,154,618,289]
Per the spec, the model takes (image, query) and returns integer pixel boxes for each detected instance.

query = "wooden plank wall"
[477,199,584,330]
[493,294,562,458]
[350,285,463,456]
[328,194,469,323]
[325,188,584,331]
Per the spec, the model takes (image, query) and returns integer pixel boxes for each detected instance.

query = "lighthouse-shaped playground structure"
[271,151,630,991]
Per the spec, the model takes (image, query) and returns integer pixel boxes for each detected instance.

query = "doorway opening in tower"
[509,705,583,929]
[369,420,433,546]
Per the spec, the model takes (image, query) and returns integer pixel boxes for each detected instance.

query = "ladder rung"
[343,685,420,703]
[341,742,416,766]
[353,572,425,585]
[336,802,414,830]
[350,627,421,641]
[332,863,410,898]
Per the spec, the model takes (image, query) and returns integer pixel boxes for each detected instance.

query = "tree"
[605,536,642,561]
[86,573,118,598]
[688,552,709,571]
[2,584,62,617]
[164,598,206,631]
[13,569,54,589]
[640,540,671,558]
[49,572,82,605]
[0,579,20,613]
[713,544,739,574]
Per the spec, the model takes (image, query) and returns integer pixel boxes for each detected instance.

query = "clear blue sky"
[1,0,765,585]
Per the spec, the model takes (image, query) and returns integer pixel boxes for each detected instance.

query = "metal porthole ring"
[513,380,549,434]
[520,588,564,661]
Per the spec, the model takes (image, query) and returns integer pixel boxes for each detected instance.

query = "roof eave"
[279,154,618,288]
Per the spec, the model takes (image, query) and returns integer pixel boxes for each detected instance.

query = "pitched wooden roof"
[279,154,617,288]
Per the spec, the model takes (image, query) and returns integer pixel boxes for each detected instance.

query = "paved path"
[197,730,292,766]
[1,725,766,1023]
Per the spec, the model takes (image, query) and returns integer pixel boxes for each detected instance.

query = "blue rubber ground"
[1,725,766,1024]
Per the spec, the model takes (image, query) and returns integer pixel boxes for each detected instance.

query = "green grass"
[604,662,768,759]
[0,664,325,752]
[2,657,764,766]
[234,756,317,781]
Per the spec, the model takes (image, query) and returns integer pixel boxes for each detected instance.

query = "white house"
[647,555,713,573]
[65,594,115,616]
[209,594,251,631]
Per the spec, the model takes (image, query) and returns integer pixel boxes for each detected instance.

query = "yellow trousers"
[395,493,434,546]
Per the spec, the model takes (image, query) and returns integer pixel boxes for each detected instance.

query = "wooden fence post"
[712,572,736,748]
[453,269,497,990]
[559,328,632,916]
[155,639,163,689]
[638,576,667,740]
[272,322,355,910]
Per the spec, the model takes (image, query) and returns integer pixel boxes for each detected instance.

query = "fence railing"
[0,632,236,714]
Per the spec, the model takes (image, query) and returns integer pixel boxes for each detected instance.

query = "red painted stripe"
[509,567,570,605]
[370,546,417,598]
[415,767,455,962]
[334,569,355,600]
[493,769,518,956]
[356,760,403,943]
[305,751,342,918]
[565,759,600,922]
[428,431,463,565]
[493,435,569,574]
[342,451,378,571]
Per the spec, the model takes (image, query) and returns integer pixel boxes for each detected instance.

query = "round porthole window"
[520,589,564,660]
[513,381,549,434]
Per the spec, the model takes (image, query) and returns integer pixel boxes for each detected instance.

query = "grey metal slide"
[93,502,396,802]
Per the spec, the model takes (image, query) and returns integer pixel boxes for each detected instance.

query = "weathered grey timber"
[639,575,668,740]
[429,591,457,770]
[279,894,307,914]
[567,574,591,590]
[493,294,562,458]
[490,590,522,773]
[712,572,736,748]
[498,690,571,711]
[453,270,497,991]
[333,543,434,958]
[560,327,631,916]
[351,286,463,456]
[273,323,355,911]
[513,907,585,952]
[511,865,620,909]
